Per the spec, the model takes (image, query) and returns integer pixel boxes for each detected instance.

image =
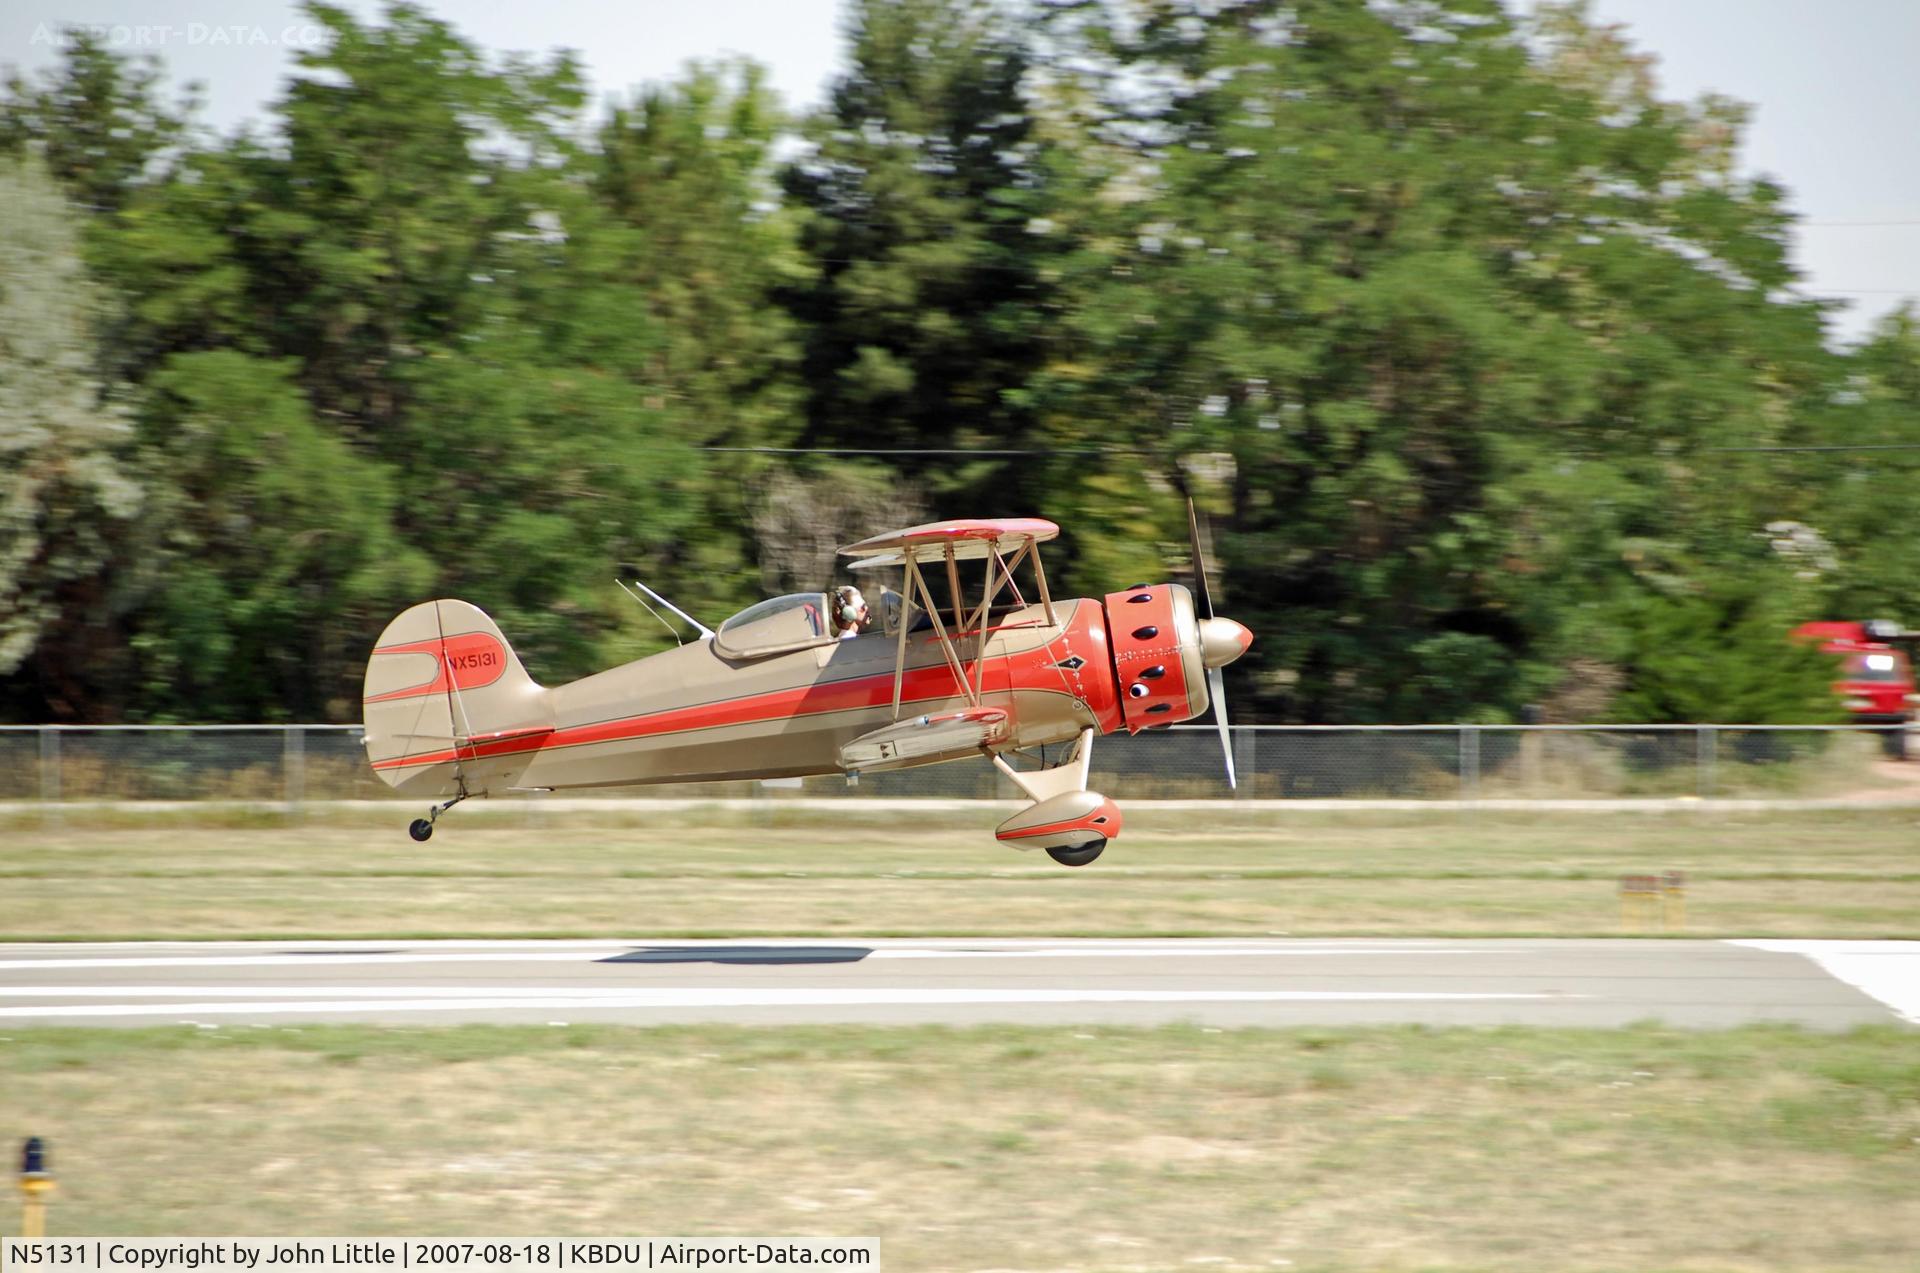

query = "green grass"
[0,806,1916,940]
[2,1022,1916,1270]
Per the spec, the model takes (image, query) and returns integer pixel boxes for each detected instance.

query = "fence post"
[1519,727,1544,794]
[1234,727,1254,799]
[1458,726,1480,801]
[283,726,305,811]
[1696,725,1717,799]
[39,727,60,805]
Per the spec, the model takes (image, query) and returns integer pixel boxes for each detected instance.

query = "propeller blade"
[1189,498,1235,789]
[1209,665,1235,790]
[1186,497,1215,620]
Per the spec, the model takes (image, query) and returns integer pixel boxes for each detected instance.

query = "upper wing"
[840,518,1058,570]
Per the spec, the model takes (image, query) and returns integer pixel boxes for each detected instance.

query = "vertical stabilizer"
[362,599,551,797]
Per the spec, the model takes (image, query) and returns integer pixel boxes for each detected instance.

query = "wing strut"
[1031,542,1057,627]
[914,558,979,708]
[960,540,1029,700]
[945,544,964,634]
[891,561,911,719]
[894,552,981,717]
[874,531,1054,720]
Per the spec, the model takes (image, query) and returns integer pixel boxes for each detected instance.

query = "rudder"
[362,599,552,797]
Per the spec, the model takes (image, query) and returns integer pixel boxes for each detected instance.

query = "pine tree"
[782,0,1072,508]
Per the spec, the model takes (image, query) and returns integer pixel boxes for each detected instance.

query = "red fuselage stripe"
[371,599,1124,772]
[377,649,1041,771]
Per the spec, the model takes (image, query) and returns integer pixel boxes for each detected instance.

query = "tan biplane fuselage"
[362,519,1251,864]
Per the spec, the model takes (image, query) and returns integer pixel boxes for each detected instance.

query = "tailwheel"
[1046,839,1106,868]
[407,785,469,841]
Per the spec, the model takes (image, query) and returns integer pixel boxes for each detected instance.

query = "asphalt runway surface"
[1,938,1914,1029]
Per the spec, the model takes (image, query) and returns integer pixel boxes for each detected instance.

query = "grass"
[5,809,1913,1269]
[2,806,1918,939]
[1,1022,1915,1270]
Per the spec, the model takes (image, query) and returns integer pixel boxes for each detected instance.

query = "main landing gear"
[408,785,470,842]
[1046,840,1106,868]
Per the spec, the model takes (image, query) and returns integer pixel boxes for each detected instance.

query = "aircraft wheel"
[1046,840,1105,868]
[408,818,434,842]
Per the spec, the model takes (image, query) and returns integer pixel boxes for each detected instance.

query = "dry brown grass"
[0,807,1916,940]
[2,1023,1915,1271]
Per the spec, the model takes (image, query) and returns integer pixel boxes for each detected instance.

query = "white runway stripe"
[0,985,805,996]
[0,945,1512,971]
[0,938,1485,950]
[0,987,1571,1019]
[865,947,1515,960]
[0,952,622,971]
[0,981,1549,999]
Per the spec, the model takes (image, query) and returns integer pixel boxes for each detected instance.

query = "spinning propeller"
[1186,499,1251,790]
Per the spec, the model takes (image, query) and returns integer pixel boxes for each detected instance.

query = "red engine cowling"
[1101,583,1210,732]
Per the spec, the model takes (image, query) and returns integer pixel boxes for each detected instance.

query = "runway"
[0,938,1914,1028]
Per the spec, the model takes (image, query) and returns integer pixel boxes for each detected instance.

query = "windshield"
[714,593,835,659]
[1842,652,1905,684]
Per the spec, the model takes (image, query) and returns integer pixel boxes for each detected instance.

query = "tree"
[1780,307,1920,623]
[128,351,430,719]
[2,0,1900,728]
[1605,578,1838,724]
[1026,0,1835,722]
[595,63,814,616]
[82,4,740,690]
[0,30,191,212]
[596,63,808,451]
[0,154,142,719]
[782,0,1074,509]
[749,463,928,596]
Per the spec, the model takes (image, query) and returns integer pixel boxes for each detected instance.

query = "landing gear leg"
[408,783,470,842]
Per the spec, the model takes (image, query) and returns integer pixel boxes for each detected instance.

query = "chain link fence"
[0,722,1909,805]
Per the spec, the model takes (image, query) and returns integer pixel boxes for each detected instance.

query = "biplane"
[361,510,1251,866]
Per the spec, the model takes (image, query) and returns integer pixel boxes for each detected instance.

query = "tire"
[408,818,434,842]
[1046,840,1105,868]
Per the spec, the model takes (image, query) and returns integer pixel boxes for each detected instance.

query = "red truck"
[1792,620,1915,756]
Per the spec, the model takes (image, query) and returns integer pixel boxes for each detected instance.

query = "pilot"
[833,585,871,639]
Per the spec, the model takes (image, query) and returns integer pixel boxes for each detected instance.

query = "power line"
[1707,443,1920,454]
[693,442,1920,459]
[705,445,1145,456]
